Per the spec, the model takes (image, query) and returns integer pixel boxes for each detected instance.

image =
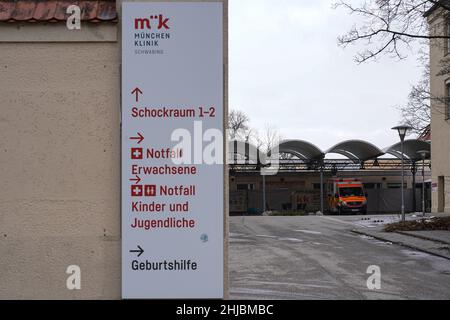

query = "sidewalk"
[398,230,450,245]
[352,227,450,260]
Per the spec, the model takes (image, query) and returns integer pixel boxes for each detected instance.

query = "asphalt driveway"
[229,215,450,299]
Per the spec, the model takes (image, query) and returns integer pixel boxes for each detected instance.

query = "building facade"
[0,0,228,300]
[0,0,121,299]
[229,169,430,214]
[426,3,450,213]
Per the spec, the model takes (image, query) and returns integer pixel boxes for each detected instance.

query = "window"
[339,187,364,197]
[237,183,255,190]
[447,21,450,54]
[438,176,445,212]
[447,82,450,119]
[387,182,407,189]
[313,183,326,190]
[363,183,382,189]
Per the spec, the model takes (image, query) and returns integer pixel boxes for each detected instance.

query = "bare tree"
[398,49,449,135]
[336,1,450,136]
[228,109,250,140]
[253,125,284,154]
[228,111,288,158]
[398,64,431,134]
[335,0,450,63]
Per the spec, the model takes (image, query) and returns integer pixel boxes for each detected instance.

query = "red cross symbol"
[131,185,143,197]
[131,148,143,160]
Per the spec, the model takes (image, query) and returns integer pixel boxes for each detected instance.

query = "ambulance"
[327,178,367,214]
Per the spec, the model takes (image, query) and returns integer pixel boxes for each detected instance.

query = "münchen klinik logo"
[134,14,170,30]
[133,14,170,50]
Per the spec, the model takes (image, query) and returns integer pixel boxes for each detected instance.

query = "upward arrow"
[131,87,143,102]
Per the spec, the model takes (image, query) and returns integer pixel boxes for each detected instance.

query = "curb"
[351,229,450,261]
[395,231,450,246]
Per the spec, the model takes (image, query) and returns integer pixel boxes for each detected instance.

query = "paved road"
[229,215,450,299]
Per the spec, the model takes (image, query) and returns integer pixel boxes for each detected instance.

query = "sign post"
[121,1,225,299]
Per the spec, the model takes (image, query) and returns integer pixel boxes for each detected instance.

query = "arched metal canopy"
[229,138,429,163]
[383,139,431,161]
[325,140,384,162]
[228,140,264,163]
[271,139,324,160]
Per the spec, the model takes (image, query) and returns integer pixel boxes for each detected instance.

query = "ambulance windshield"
[339,187,364,197]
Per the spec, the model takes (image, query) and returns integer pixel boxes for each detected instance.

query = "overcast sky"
[229,0,423,152]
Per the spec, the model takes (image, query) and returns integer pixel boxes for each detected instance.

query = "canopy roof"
[228,140,263,163]
[228,138,430,162]
[383,139,431,161]
[326,140,384,162]
[272,139,324,160]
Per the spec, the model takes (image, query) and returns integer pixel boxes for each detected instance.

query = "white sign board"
[121,2,224,299]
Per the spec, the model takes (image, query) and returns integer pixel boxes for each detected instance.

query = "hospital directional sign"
[121,2,225,299]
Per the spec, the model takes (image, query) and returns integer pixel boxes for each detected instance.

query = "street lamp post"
[320,160,324,214]
[410,163,417,213]
[417,150,430,217]
[262,174,266,213]
[392,125,412,222]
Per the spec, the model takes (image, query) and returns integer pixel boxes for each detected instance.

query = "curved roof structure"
[229,138,430,163]
[271,139,324,160]
[383,139,431,161]
[325,140,384,162]
[228,140,264,163]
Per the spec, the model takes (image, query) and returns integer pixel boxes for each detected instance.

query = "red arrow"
[129,175,141,185]
[130,132,144,144]
[131,87,143,102]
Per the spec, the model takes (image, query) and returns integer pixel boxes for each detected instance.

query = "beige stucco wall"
[0,0,228,299]
[0,28,121,298]
[428,11,450,213]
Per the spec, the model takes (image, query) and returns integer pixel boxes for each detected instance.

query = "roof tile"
[12,1,36,21]
[97,0,116,21]
[54,1,79,21]
[0,0,117,23]
[80,1,99,21]
[33,1,58,21]
[0,1,15,21]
